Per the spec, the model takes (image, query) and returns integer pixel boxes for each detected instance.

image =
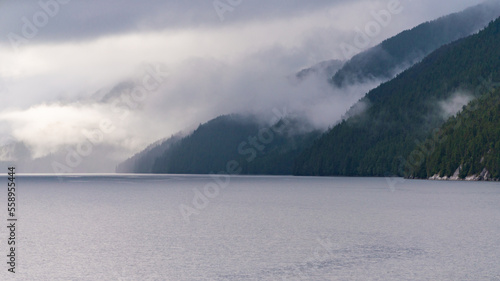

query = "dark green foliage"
[332,1,500,87]
[294,18,500,177]
[412,88,500,179]
[151,115,320,175]
[296,59,344,80]
[118,4,500,178]
[116,135,181,173]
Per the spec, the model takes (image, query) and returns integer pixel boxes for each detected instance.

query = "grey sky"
[0,0,484,44]
[0,0,489,171]
[0,1,346,42]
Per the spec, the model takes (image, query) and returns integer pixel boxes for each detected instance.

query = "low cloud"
[0,101,167,159]
[146,50,383,131]
[0,0,488,172]
[0,50,382,164]
[439,91,475,119]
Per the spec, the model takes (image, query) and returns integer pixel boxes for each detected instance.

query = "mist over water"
[3,175,499,280]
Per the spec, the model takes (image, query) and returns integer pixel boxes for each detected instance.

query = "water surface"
[1,175,499,280]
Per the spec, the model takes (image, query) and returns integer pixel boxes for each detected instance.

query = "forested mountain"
[117,114,320,175]
[294,17,500,177]
[296,59,344,80]
[116,134,182,173]
[410,88,500,180]
[331,0,500,87]
[116,5,500,179]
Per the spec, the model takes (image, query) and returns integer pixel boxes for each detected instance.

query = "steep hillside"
[411,88,500,180]
[296,59,344,80]
[294,17,500,176]
[116,4,500,177]
[332,0,500,87]
[116,114,320,175]
[116,134,182,173]
[151,115,320,175]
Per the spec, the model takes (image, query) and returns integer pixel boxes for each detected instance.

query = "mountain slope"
[331,0,500,87]
[116,4,500,177]
[294,17,500,177]
[411,88,500,180]
[116,134,182,173]
[116,114,320,175]
[151,115,320,175]
[152,115,318,175]
[296,59,344,80]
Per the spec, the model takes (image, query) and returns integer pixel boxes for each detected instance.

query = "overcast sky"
[0,0,488,170]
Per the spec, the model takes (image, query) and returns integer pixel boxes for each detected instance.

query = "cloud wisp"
[0,0,488,172]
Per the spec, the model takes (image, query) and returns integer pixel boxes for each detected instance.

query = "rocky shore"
[428,168,499,181]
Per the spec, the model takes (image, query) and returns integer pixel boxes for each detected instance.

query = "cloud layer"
[0,0,487,171]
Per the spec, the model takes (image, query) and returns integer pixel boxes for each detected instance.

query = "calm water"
[1,175,499,280]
